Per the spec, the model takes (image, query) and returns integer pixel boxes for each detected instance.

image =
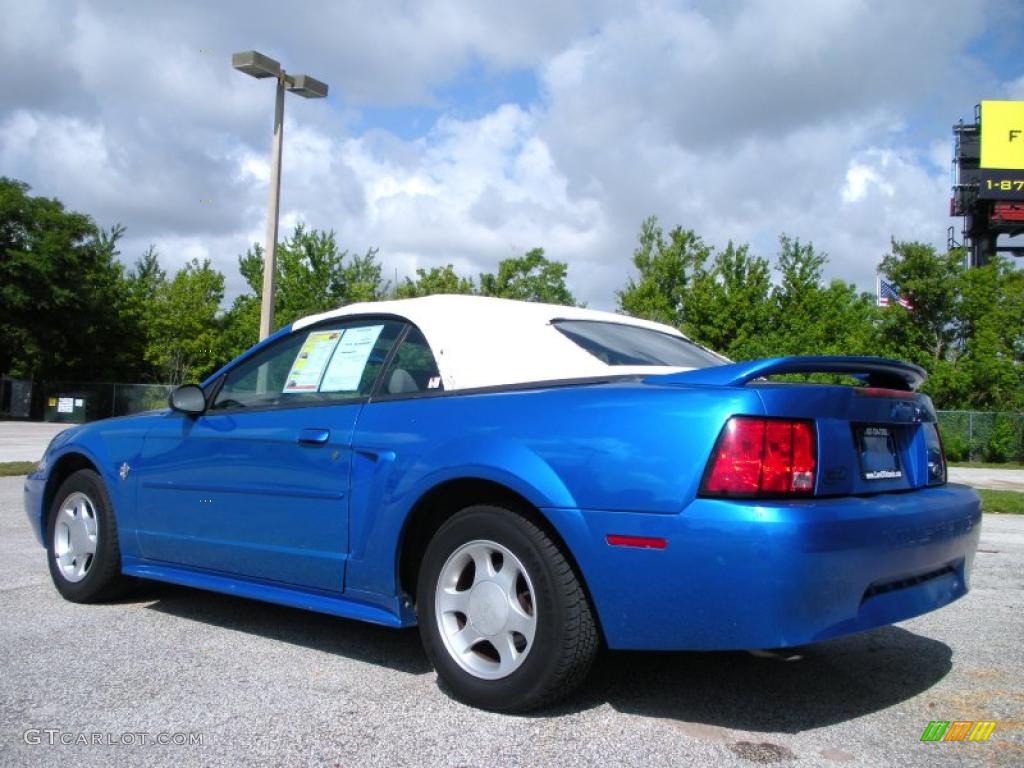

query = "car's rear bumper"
[544,483,981,650]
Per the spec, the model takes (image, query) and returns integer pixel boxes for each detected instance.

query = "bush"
[939,424,969,462]
[985,415,1020,463]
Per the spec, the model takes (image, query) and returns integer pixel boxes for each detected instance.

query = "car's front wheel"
[46,469,131,602]
[417,504,598,712]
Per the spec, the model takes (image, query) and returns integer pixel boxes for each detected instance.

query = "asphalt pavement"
[948,467,1024,492]
[1,476,1021,767]
[0,422,69,463]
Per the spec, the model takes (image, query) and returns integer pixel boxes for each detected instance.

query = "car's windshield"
[553,319,724,368]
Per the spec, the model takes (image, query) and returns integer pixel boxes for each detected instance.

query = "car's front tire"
[416,504,599,712]
[46,469,130,602]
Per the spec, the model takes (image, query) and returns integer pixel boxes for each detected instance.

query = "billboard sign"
[980,100,1024,169]
[979,100,1024,200]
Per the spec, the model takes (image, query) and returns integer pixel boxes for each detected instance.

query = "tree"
[763,235,879,358]
[223,224,388,355]
[144,258,228,384]
[618,217,771,358]
[126,245,166,306]
[877,240,964,364]
[0,178,141,381]
[479,248,578,305]
[394,265,475,298]
[685,241,772,359]
[122,245,168,380]
[877,242,1024,410]
[618,217,712,327]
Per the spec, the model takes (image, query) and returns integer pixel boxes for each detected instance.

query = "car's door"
[133,317,405,592]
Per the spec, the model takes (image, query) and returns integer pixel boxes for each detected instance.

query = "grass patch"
[950,461,1024,470]
[977,489,1024,514]
[0,461,37,477]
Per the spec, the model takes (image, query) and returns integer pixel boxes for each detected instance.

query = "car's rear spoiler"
[645,356,926,391]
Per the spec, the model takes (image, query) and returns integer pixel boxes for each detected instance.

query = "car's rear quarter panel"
[353,379,980,651]
[347,381,764,600]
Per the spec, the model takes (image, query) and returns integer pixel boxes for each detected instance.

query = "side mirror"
[168,384,206,415]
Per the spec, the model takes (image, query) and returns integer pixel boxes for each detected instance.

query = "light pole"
[232,50,328,340]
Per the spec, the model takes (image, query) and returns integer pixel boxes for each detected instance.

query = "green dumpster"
[45,394,88,424]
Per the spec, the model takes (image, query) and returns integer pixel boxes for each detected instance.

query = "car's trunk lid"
[646,357,942,495]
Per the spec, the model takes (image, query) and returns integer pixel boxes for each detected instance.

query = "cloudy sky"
[2,0,1022,308]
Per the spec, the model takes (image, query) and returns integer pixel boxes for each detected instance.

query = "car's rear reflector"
[701,416,816,497]
[606,534,668,549]
[854,387,916,398]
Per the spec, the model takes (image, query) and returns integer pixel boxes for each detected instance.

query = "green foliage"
[617,221,873,361]
[976,489,1024,515]
[143,258,228,384]
[620,217,1024,421]
[479,248,578,305]
[223,224,389,355]
[618,217,713,327]
[878,242,1024,411]
[684,241,773,359]
[395,249,577,306]
[938,424,969,463]
[394,265,475,298]
[985,414,1020,463]
[0,178,142,381]
[0,461,38,477]
[763,236,879,357]
[877,240,964,362]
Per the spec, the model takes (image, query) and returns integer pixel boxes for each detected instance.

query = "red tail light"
[701,416,816,497]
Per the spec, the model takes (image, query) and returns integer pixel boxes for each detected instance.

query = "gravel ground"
[0,475,1021,767]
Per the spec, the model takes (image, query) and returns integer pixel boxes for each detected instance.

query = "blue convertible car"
[24,295,980,711]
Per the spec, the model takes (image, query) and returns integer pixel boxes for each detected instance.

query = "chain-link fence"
[937,410,1024,463]
[4,377,1023,462]
[1,376,173,423]
[41,381,174,423]
[0,375,33,419]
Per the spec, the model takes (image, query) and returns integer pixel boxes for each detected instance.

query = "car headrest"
[387,368,419,394]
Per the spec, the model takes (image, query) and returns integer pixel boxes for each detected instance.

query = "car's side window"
[378,325,443,396]
[211,319,404,410]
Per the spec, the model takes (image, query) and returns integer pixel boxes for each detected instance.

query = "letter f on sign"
[1011,129,1022,142]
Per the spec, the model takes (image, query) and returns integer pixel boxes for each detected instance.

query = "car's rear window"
[553,319,724,368]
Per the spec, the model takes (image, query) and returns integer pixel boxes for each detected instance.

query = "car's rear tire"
[416,504,598,712]
[46,469,131,602]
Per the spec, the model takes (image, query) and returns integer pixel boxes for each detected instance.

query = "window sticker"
[282,331,343,393]
[428,376,441,389]
[320,325,385,392]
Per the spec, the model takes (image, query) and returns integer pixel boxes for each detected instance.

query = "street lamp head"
[288,74,329,99]
[231,50,282,79]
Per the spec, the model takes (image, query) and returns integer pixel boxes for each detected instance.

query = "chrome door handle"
[298,428,330,444]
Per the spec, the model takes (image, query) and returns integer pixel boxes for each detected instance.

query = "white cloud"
[842,158,896,204]
[0,0,1017,312]
[267,105,604,294]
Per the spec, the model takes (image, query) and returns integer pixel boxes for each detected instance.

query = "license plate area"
[855,424,902,481]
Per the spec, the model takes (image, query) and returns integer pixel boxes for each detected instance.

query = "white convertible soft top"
[292,294,702,390]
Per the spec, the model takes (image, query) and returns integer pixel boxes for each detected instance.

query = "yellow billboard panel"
[981,100,1024,169]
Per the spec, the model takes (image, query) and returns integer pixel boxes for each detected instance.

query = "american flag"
[877,277,913,309]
